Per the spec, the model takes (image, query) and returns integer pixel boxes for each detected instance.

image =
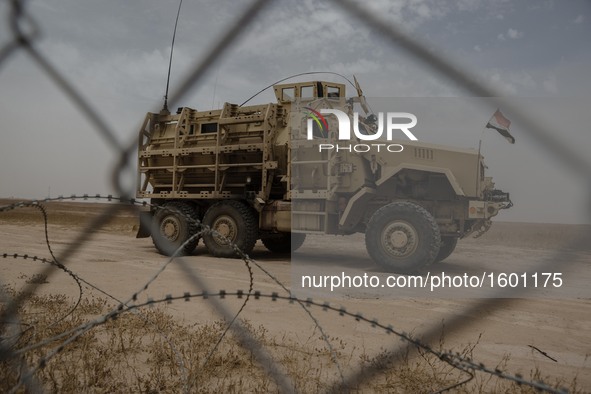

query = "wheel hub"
[217,223,230,237]
[160,217,180,241]
[390,230,409,248]
[381,221,418,258]
[212,215,237,245]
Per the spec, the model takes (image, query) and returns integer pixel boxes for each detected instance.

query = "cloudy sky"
[0,0,589,223]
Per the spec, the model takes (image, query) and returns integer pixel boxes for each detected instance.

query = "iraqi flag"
[486,109,515,144]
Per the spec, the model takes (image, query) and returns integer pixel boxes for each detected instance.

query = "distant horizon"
[1,196,589,226]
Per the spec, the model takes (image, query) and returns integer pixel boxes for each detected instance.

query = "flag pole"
[475,127,485,196]
[476,108,514,195]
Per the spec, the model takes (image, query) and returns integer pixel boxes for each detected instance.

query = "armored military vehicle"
[136,79,511,273]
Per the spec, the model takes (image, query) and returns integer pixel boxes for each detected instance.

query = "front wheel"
[202,200,258,258]
[365,202,441,274]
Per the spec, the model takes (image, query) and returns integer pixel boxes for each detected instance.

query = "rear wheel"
[261,232,306,253]
[365,202,440,274]
[152,202,200,256]
[202,200,258,258]
[435,236,458,262]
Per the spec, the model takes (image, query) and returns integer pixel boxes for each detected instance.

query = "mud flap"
[136,210,152,238]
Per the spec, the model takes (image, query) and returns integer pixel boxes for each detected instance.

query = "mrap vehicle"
[136,79,512,273]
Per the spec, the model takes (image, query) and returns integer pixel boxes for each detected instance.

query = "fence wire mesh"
[1,0,589,393]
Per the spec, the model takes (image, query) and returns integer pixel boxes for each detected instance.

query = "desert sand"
[1,200,590,391]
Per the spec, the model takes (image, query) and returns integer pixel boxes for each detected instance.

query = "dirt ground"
[1,200,590,390]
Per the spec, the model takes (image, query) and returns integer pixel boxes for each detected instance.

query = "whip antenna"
[161,0,183,115]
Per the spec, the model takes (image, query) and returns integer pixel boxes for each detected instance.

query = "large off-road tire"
[365,202,441,274]
[152,202,200,256]
[435,236,458,263]
[261,232,306,253]
[202,200,258,258]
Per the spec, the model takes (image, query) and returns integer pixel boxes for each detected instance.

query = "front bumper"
[468,189,513,219]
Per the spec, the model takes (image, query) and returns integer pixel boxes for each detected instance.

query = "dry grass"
[0,200,138,234]
[0,282,581,393]
[1,202,586,392]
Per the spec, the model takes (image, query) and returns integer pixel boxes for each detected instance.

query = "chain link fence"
[1,0,589,392]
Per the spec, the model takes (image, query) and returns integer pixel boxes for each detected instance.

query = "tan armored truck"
[136,80,512,273]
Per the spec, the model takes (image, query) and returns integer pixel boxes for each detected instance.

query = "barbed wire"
[0,201,192,393]
[1,270,570,393]
[1,0,589,392]
[0,196,344,392]
[1,196,574,393]
[2,203,84,328]
[1,255,186,392]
